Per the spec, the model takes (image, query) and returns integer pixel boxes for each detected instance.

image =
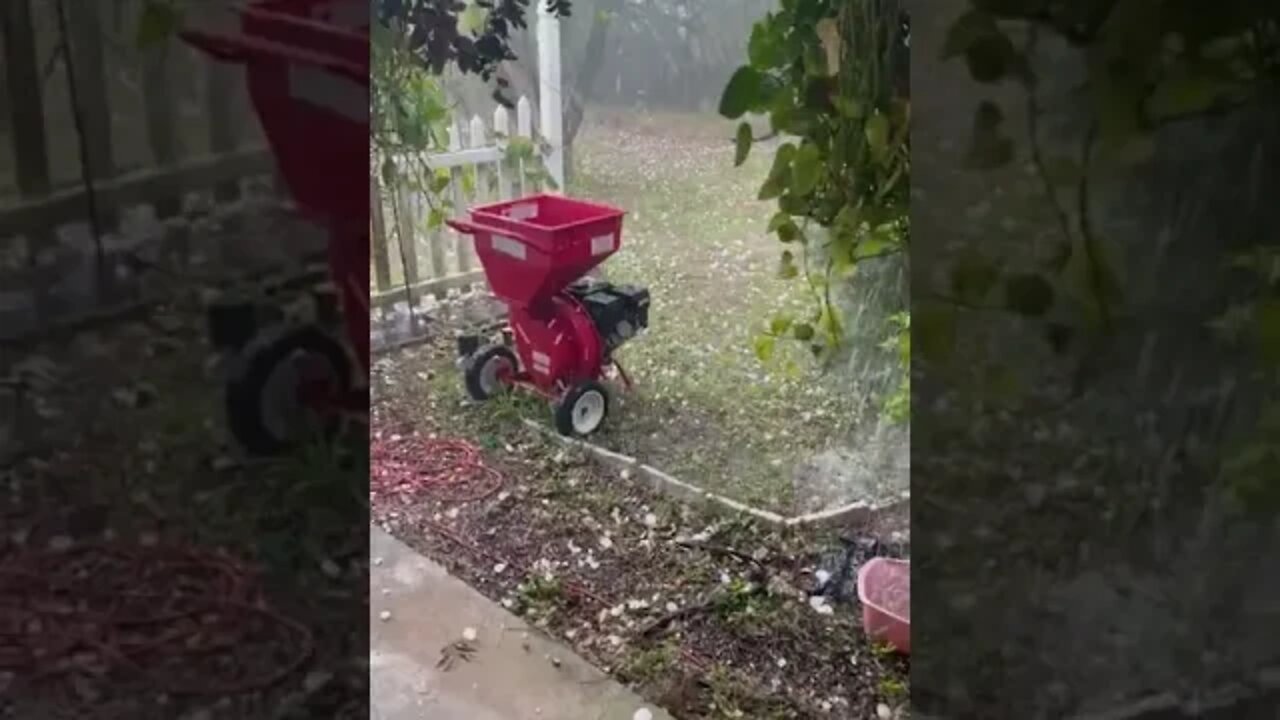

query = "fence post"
[142,42,182,217]
[515,96,533,195]
[392,163,419,293]
[371,173,391,293]
[492,106,514,199]
[64,2,115,185]
[1,0,50,199]
[536,0,564,190]
[206,62,241,203]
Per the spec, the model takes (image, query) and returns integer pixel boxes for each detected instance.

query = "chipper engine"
[447,194,648,436]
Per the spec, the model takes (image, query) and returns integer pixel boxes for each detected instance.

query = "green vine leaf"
[767,212,792,233]
[754,334,776,362]
[792,323,815,342]
[719,66,766,120]
[791,144,822,196]
[748,20,784,68]
[734,122,754,167]
[865,113,890,161]
[779,251,799,280]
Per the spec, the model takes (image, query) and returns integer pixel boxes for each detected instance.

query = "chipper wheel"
[225,324,353,455]
[554,381,610,437]
[464,344,518,401]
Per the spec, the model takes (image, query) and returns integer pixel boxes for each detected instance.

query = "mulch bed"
[371,336,911,719]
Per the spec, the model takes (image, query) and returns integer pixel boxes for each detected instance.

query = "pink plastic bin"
[857,557,910,654]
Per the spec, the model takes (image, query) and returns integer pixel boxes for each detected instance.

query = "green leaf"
[753,335,776,362]
[747,21,784,67]
[734,122,753,167]
[834,97,862,118]
[790,144,822,196]
[758,143,794,200]
[459,2,487,34]
[865,113,890,159]
[759,175,786,200]
[770,316,792,336]
[427,208,445,229]
[137,1,181,48]
[719,66,765,120]
[792,323,814,341]
[1003,273,1055,316]
[430,170,452,194]
[776,221,801,243]
[767,212,792,233]
[779,251,799,279]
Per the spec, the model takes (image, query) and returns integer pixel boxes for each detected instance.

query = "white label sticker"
[591,234,615,256]
[491,235,527,260]
[507,203,538,221]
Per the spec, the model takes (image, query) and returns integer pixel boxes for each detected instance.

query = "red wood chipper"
[447,194,650,436]
[179,0,369,454]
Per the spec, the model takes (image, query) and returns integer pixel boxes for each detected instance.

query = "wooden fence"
[371,95,552,310]
[0,0,276,270]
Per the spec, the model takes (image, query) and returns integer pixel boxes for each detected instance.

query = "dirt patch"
[371,338,910,720]
[1,211,365,718]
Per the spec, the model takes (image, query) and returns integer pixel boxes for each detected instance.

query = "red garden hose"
[0,542,313,696]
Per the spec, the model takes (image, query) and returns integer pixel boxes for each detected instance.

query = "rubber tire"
[225,324,354,456]
[464,344,518,401]
[554,381,610,437]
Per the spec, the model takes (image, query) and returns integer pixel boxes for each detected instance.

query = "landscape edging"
[520,419,908,529]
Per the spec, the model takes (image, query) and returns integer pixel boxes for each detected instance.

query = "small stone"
[807,596,834,615]
[373,557,384,566]
[633,709,654,720]
[877,703,892,719]
[642,513,658,528]
[461,627,478,642]
[379,610,392,622]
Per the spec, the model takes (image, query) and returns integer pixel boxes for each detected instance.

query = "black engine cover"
[566,279,650,354]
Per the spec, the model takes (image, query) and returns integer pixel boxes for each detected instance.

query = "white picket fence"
[370,96,557,310]
[371,1,563,312]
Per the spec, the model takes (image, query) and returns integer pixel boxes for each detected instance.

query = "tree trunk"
[560,0,622,179]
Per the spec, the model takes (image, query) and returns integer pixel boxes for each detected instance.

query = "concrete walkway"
[370,526,674,720]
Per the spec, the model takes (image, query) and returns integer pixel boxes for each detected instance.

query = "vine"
[941,1,1280,505]
[719,0,910,420]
